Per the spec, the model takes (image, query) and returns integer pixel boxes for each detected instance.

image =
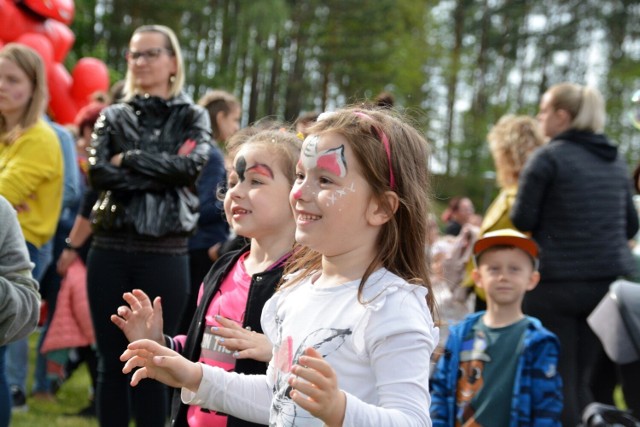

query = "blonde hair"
[547,82,606,133]
[488,115,545,188]
[237,130,301,186]
[281,107,434,313]
[0,44,47,139]
[197,90,240,140]
[123,25,184,100]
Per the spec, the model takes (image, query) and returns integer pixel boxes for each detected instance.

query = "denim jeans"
[5,240,52,394]
[0,346,10,427]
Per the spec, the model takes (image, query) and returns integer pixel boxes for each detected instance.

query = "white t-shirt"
[183,268,438,426]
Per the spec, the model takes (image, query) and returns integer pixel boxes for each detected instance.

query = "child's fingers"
[121,292,140,307]
[289,387,321,413]
[214,315,242,330]
[121,353,148,374]
[289,364,328,397]
[297,350,335,379]
[217,337,245,351]
[132,289,152,305]
[129,366,149,387]
[110,314,125,329]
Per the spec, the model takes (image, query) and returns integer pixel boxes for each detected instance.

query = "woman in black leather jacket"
[86,25,210,427]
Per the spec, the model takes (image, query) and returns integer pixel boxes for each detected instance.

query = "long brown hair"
[281,107,434,314]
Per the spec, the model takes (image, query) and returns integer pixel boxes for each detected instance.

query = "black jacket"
[511,129,638,282]
[88,92,210,246]
[170,246,283,427]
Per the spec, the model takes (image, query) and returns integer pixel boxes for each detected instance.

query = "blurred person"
[463,115,546,311]
[178,90,240,334]
[511,82,638,426]
[0,195,40,427]
[374,91,395,109]
[293,111,319,139]
[86,25,210,427]
[30,114,82,401]
[0,43,63,411]
[441,196,475,236]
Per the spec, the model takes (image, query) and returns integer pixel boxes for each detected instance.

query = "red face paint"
[315,146,347,177]
[292,187,303,200]
[246,163,274,179]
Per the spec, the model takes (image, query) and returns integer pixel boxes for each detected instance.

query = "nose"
[290,180,307,201]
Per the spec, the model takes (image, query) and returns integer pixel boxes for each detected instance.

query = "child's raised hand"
[110,289,164,345]
[121,339,203,391]
[288,347,346,427]
[213,315,273,362]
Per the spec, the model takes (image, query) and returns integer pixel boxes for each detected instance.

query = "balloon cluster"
[0,0,110,124]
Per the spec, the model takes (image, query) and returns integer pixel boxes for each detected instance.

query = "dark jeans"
[87,247,189,427]
[0,346,9,427]
[523,278,611,427]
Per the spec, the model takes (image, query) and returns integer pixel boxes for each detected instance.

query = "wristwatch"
[64,237,81,251]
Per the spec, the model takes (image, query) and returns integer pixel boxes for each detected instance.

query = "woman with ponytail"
[511,83,638,426]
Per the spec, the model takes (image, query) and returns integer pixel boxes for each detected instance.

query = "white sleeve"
[181,363,274,424]
[343,288,437,426]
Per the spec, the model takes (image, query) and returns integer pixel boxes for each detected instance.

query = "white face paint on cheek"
[325,181,356,207]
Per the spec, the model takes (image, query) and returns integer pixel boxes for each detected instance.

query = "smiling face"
[472,247,539,308]
[127,31,177,98]
[223,144,294,241]
[0,57,33,125]
[290,133,382,257]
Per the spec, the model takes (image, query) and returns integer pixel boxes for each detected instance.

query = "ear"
[526,270,540,291]
[556,108,572,127]
[169,55,178,77]
[471,268,484,290]
[366,191,399,226]
[215,110,226,126]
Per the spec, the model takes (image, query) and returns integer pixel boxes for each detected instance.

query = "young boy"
[430,229,562,427]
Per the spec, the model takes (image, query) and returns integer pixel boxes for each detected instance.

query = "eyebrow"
[246,163,274,179]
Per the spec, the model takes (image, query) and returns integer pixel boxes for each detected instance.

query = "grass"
[11,332,98,427]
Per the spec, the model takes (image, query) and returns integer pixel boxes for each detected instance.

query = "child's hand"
[120,339,203,391]
[288,347,346,427]
[110,289,164,345]
[213,315,273,362]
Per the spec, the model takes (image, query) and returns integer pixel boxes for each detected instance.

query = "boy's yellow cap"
[473,229,539,260]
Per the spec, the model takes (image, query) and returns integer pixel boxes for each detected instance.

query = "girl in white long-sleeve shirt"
[121,107,438,427]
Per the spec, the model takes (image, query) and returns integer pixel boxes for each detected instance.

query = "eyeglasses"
[125,47,173,62]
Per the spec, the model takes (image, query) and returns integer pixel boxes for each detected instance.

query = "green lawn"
[11,332,98,427]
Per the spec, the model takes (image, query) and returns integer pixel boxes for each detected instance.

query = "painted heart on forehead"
[302,135,347,178]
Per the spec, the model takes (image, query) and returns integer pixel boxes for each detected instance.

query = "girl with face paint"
[112,129,301,427]
[119,107,438,427]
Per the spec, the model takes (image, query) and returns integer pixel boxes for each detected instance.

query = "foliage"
[70,0,640,205]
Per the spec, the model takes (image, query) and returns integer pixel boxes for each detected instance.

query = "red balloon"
[0,0,42,44]
[16,33,54,73]
[48,63,76,124]
[44,20,74,62]
[21,0,75,25]
[70,57,110,108]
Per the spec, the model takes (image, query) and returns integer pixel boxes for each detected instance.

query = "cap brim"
[473,235,539,259]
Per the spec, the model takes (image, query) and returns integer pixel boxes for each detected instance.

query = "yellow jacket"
[0,119,63,247]
[463,186,519,298]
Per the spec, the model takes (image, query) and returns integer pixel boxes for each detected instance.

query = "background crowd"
[1,17,640,427]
